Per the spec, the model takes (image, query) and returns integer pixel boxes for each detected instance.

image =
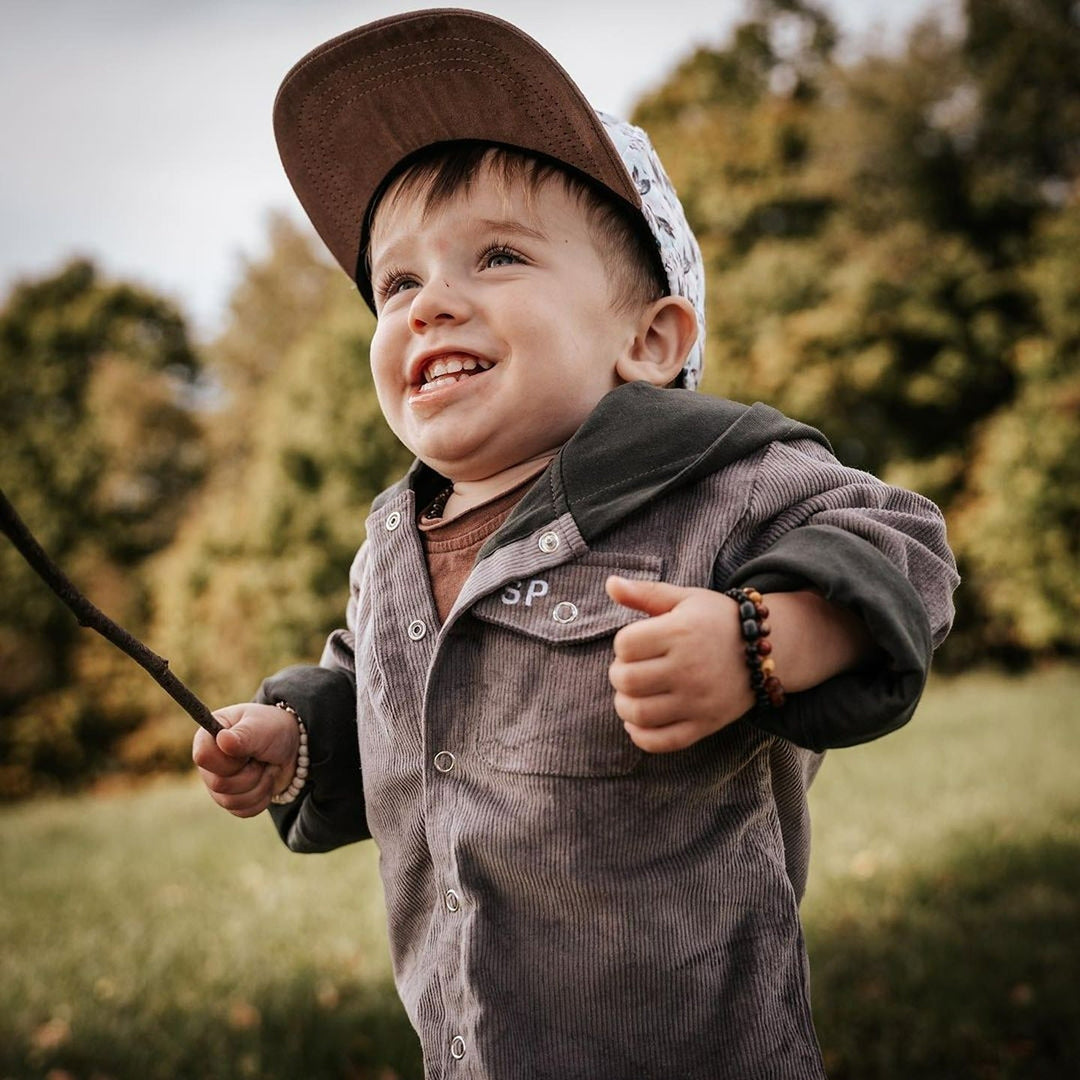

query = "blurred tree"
[141,218,412,765]
[950,205,1080,656]
[210,212,355,463]
[0,259,205,795]
[636,0,1080,661]
[959,0,1080,243]
[6,1,1079,794]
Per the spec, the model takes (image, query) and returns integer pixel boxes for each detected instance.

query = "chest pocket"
[466,552,662,778]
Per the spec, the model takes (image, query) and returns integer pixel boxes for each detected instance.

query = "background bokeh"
[0,0,939,336]
[1,1,1077,1078]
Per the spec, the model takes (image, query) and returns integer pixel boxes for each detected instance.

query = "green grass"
[0,781,419,1080]
[804,666,1080,1079]
[1,667,1077,1079]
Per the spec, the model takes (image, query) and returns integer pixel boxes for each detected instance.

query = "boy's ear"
[615,296,699,388]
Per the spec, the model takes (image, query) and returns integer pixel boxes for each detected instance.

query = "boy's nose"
[409,278,471,331]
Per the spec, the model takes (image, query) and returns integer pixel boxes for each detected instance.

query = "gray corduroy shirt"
[264,383,958,1080]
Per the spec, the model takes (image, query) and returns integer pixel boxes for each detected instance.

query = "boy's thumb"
[606,575,691,617]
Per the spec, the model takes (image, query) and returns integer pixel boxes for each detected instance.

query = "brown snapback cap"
[273,8,642,309]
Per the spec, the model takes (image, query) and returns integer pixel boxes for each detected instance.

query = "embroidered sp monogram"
[500,579,550,607]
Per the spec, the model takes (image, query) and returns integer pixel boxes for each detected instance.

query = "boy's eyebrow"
[475,218,548,242]
[370,217,550,271]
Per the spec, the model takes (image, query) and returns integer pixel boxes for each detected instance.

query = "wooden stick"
[0,487,223,737]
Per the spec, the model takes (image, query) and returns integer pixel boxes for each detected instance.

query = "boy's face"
[367,166,646,483]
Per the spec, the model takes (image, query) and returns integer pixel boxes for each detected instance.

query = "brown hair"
[366,142,668,315]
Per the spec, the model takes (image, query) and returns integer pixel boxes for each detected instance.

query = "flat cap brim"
[273,8,641,309]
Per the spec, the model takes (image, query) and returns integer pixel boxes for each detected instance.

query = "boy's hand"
[606,577,754,753]
[192,703,301,818]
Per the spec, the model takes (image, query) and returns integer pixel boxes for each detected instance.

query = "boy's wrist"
[725,587,786,711]
[759,590,876,695]
[270,702,309,805]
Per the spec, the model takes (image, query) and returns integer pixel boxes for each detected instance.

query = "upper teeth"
[423,355,493,382]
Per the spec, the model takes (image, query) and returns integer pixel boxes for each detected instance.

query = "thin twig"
[0,487,222,737]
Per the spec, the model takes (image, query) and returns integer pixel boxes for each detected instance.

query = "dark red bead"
[757,639,773,656]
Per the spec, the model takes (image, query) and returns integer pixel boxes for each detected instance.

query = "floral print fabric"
[599,112,707,391]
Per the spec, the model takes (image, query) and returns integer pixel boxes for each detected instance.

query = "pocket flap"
[469,552,663,644]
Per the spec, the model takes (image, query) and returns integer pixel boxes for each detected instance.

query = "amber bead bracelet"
[724,587,786,710]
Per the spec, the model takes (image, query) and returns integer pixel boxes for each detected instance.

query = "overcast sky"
[1,0,943,339]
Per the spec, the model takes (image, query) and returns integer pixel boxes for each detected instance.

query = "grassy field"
[1,667,1077,1079]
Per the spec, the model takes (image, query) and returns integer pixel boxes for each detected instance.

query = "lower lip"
[408,368,491,406]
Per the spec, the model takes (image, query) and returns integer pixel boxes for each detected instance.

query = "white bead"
[270,703,309,805]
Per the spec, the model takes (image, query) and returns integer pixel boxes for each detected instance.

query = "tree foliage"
[140,217,412,763]
[0,260,205,795]
[4,0,1080,794]
[636,0,1080,661]
[950,204,1080,655]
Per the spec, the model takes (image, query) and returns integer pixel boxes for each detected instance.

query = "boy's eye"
[376,269,420,302]
[482,245,523,269]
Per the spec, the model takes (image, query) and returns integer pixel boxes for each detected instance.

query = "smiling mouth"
[417,354,494,393]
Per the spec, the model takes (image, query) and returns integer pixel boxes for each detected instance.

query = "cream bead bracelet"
[269,701,309,805]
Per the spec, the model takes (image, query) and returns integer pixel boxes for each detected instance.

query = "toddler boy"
[194,10,958,1079]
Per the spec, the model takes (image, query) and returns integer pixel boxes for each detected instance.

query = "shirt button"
[450,1035,466,1060]
[433,751,456,773]
[538,530,560,553]
[385,510,402,531]
[444,889,461,913]
[407,619,427,641]
[552,601,579,624]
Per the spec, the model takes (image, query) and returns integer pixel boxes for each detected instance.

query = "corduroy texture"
[265,385,958,1079]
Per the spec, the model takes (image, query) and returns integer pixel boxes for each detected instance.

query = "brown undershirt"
[418,476,538,623]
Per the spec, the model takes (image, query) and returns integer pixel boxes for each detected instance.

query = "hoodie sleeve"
[264,546,370,853]
[717,438,959,751]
